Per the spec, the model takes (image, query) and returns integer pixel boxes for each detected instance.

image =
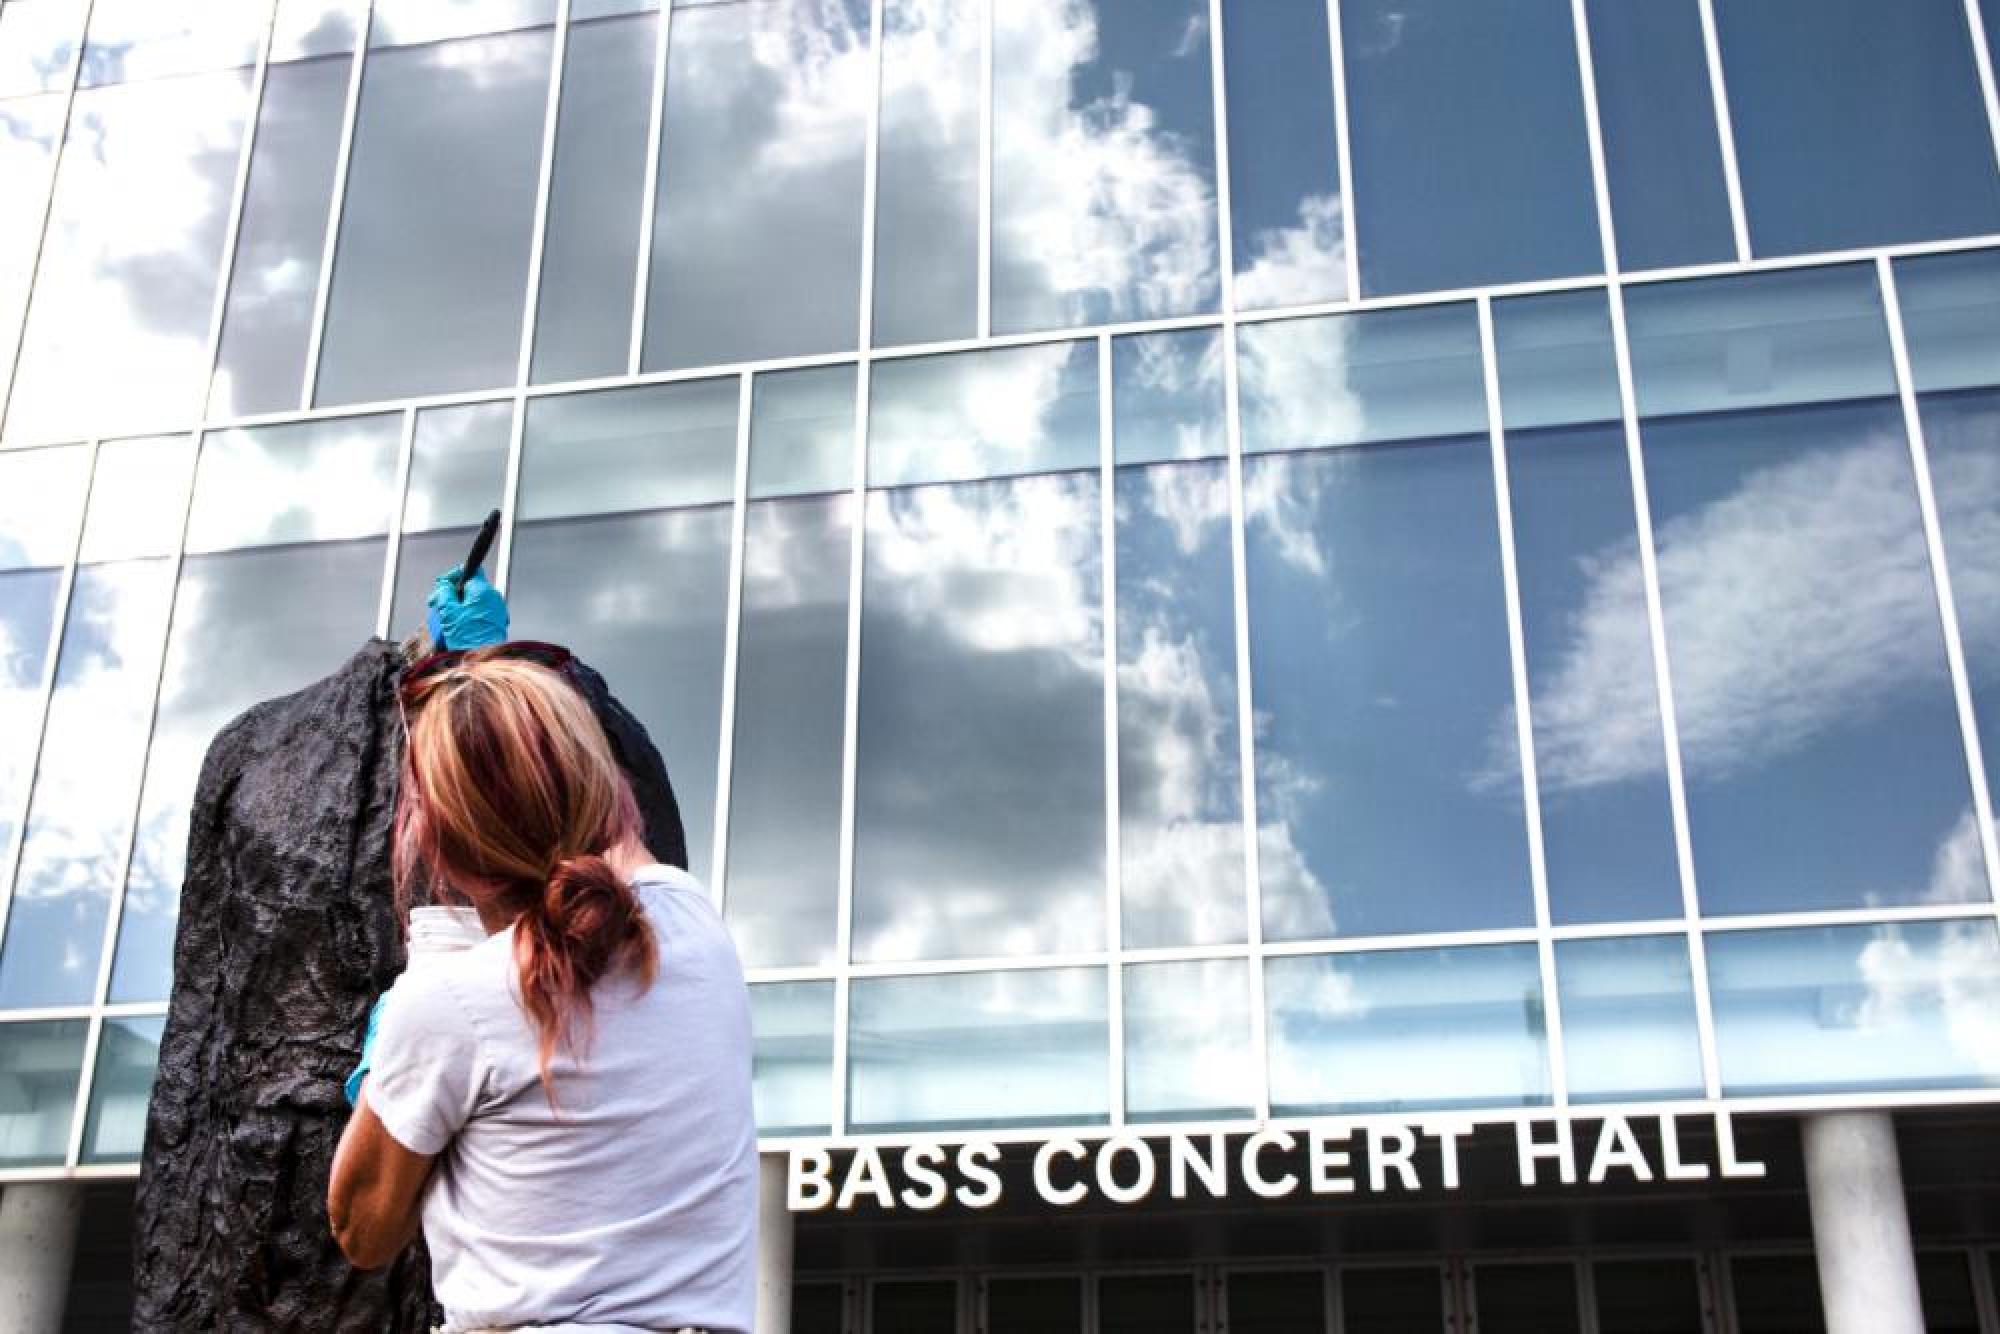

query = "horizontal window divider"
[0,1005,98,1024]
[1546,919,1692,940]
[1694,904,2000,934]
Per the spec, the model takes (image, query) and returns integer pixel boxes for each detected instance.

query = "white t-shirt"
[367,864,757,1334]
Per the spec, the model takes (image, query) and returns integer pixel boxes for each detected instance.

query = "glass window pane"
[642,0,868,371]
[1115,458,1243,948]
[0,0,85,95]
[992,0,1220,334]
[1895,249,2000,832]
[868,341,1097,488]
[1226,1270,1325,1334]
[872,0,978,347]
[1555,936,1704,1104]
[1241,309,1529,939]
[1266,945,1551,1114]
[1342,1267,1446,1334]
[80,1014,163,1163]
[111,417,401,1002]
[79,435,196,565]
[1495,292,1680,924]
[748,364,855,500]
[1728,1256,1823,1334]
[207,51,353,418]
[315,25,552,405]
[78,0,267,87]
[1716,0,2000,256]
[5,71,254,444]
[1222,0,1345,309]
[369,0,555,47]
[872,1280,956,1333]
[0,442,90,569]
[528,9,655,385]
[1706,919,2000,1096]
[1583,0,1735,272]
[269,0,362,61]
[852,472,1104,963]
[1099,1274,1196,1334]
[510,381,737,886]
[988,1276,1082,1334]
[1474,1264,1581,1334]
[388,401,514,635]
[847,967,1108,1131]
[724,493,850,968]
[1628,267,1983,915]
[1592,1258,1705,1334]
[748,980,832,1137]
[1917,1253,1980,1334]
[1112,328,1224,466]
[0,1018,85,1165]
[1124,958,1253,1122]
[1341,0,1599,295]
[794,1283,845,1334]
[0,95,66,422]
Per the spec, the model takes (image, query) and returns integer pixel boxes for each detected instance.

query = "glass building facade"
[3,0,2000,1328]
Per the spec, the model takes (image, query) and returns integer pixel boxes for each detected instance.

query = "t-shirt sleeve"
[365,966,486,1157]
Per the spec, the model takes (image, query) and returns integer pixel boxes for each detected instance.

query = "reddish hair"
[394,650,657,1094]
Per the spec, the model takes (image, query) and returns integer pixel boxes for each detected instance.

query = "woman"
[328,646,757,1334]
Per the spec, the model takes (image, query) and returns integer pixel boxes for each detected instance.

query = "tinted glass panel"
[1592,1258,1705,1334]
[270,0,362,61]
[1341,0,1599,295]
[1115,459,1242,947]
[0,0,84,95]
[529,10,655,385]
[1628,267,1982,914]
[315,26,552,404]
[1113,329,1225,466]
[1729,1255,1823,1334]
[5,71,252,444]
[852,472,1104,962]
[1556,936,1704,1104]
[643,0,868,370]
[388,401,513,635]
[872,1280,956,1333]
[869,341,1097,488]
[1266,945,1551,1114]
[1222,0,1344,308]
[1227,1270,1325,1334]
[1495,292,1680,924]
[209,53,352,417]
[748,364,855,500]
[0,96,64,420]
[1917,1252,1980,1334]
[1124,958,1254,1122]
[80,1014,163,1162]
[519,379,737,518]
[748,980,832,1137]
[1715,0,2000,256]
[724,493,850,968]
[1238,306,1486,453]
[1474,1264,1581,1334]
[794,1283,846,1334]
[77,0,265,86]
[847,967,1108,1131]
[111,416,400,1001]
[1706,919,2000,1096]
[0,1018,84,1165]
[1341,1268,1445,1333]
[1583,0,1734,271]
[369,0,555,47]
[987,1276,1082,1334]
[1098,1273,1195,1334]
[871,0,978,347]
[992,0,1219,334]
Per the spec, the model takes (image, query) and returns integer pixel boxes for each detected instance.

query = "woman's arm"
[327,1089,435,1269]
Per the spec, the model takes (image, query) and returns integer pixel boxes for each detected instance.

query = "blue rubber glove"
[426,564,509,650]
[344,994,387,1107]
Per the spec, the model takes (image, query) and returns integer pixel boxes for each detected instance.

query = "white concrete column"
[756,1151,793,1334]
[1801,1111,1924,1334]
[0,1183,83,1334]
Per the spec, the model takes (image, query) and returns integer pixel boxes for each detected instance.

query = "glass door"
[1223,1268,1327,1333]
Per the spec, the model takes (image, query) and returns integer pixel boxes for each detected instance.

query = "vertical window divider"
[1476,295,1568,1109]
[492,392,527,594]
[831,380,871,1141]
[514,0,573,390]
[1877,255,2000,908]
[0,0,92,442]
[628,0,674,376]
[1692,0,1752,263]
[976,0,993,339]
[300,0,375,410]
[1965,1,2000,187]
[857,0,885,357]
[710,371,754,914]
[1323,0,1362,302]
[1568,0,1618,278]
[1098,331,1123,1128]
[196,2,278,424]
[373,406,418,640]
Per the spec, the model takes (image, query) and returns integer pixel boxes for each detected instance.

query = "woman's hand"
[328,1088,435,1270]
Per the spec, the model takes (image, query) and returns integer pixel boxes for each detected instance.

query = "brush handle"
[453,509,503,600]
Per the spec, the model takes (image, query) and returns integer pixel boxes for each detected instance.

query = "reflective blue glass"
[1555,935,1704,1103]
[1123,958,1254,1122]
[1583,0,1735,271]
[992,0,1220,333]
[0,1019,85,1165]
[1706,920,2000,1095]
[0,0,85,96]
[1628,266,1984,914]
[81,1014,163,1162]
[847,967,1109,1131]
[1220,0,1345,307]
[1266,945,1551,1114]
[749,980,833,1137]
[1895,249,2000,815]
[1714,0,2000,256]
[1238,305,1485,452]
[1112,329,1224,466]
[868,341,1098,488]
[388,401,514,635]
[1495,292,1680,924]
[0,95,65,423]
[77,0,265,86]
[1341,0,1600,295]
[748,364,855,500]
